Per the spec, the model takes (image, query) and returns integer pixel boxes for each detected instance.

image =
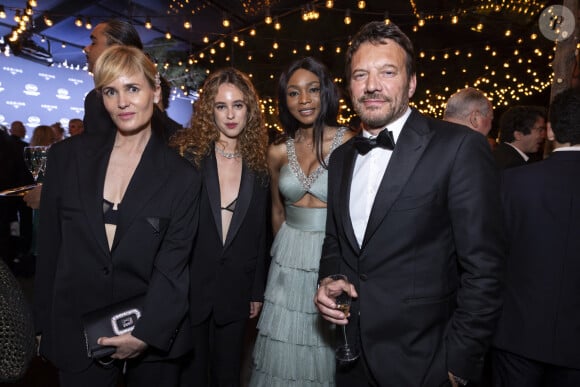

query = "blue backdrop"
[0,55,193,140]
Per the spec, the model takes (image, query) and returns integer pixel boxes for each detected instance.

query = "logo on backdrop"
[23,83,41,96]
[70,106,84,114]
[68,77,85,86]
[0,81,4,93]
[27,116,41,128]
[38,72,56,81]
[0,114,7,126]
[6,101,26,109]
[41,104,59,112]
[56,88,71,100]
[2,66,23,75]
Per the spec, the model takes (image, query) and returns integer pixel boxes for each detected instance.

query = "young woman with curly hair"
[172,68,270,387]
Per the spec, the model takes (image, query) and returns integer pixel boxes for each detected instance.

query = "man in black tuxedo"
[492,106,546,169]
[491,87,580,386]
[83,20,179,141]
[314,21,504,387]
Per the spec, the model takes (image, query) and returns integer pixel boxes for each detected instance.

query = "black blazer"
[493,150,580,368]
[320,109,504,386]
[34,130,201,372]
[493,142,526,169]
[186,149,268,326]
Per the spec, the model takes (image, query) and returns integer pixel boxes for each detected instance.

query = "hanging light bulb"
[14,10,21,23]
[0,6,6,19]
[274,18,281,30]
[219,41,226,48]
[85,18,92,29]
[357,1,366,10]
[384,11,390,25]
[222,13,230,28]
[249,27,256,36]
[451,14,458,24]
[43,14,53,26]
[344,9,351,25]
[264,8,272,24]
[145,17,152,29]
[203,36,209,43]
[165,30,172,39]
[29,0,38,7]
[325,0,334,8]
[61,41,67,48]
[184,20,191,29]
[75,16,83,27]
[25,5,33,16]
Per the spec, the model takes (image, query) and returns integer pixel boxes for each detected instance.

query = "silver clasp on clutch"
[111,309,141,335]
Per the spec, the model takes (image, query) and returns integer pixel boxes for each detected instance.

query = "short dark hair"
[277,57,339,166]
[103,19,143,50]
[345,21,415,85]
[549,87,580,145]
[159,75,171,110]
[498,105,546,143]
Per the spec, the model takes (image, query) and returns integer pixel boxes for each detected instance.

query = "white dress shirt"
[349,107,412,247]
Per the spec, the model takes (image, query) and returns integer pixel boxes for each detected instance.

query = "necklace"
[215,145,241,159]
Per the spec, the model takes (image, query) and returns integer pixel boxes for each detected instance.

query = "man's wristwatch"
[451,374,469,386]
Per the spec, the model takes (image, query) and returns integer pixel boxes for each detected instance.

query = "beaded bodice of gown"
[278,127,348,208]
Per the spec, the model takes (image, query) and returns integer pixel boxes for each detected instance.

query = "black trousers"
[492,348,580,387]
[58,358,182,387]
[180,313,247,387]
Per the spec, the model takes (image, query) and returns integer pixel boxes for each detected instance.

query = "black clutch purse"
[82,294,145,360]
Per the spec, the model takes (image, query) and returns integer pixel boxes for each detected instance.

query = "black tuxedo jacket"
[34,130,201,372]
[186,149,268,326]
[493,142,526,169]
[320,109,504,386]
[493,150,580,369]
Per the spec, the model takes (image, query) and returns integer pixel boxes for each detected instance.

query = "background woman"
[171,68,269,387]
[29,125,56,146]
[34,45,200,387]
[249,57,354,386]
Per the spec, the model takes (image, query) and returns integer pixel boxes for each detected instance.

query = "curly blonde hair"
[171,68,268,177]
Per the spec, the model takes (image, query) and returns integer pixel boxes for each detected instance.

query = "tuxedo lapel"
[362,110,434,247]
[223,163,254,249]
[111,133,169,251]
[203,150,223,244]
[78,132,114,257]
[339,141,361,255]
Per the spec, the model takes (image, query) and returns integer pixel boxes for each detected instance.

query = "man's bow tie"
[353,129,395,155]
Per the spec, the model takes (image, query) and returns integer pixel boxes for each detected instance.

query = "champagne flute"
[332,275,360,363]
[23,146,49,182]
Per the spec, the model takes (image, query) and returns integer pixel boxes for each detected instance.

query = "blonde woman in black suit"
[34,45,201,387]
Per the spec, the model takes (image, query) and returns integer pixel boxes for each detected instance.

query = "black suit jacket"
[493,150,580,368]
[186,149,268,326]
[493,142,526,169]
[83,89,180,141]
[34,130,201,372]
[320,109,504,386]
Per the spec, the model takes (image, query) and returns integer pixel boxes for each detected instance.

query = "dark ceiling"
[0,0,565,116]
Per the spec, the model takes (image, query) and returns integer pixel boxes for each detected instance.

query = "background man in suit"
[443,87,494,137]
[314,21,504,387]
[491,87,580,387]
[492,105,546,169]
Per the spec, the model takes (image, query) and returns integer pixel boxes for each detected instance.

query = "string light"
[85,17,92,30]
[75,16,82,27]
[0,6,5,19]
[325,0,334,8]
[222,13,230,28]
[264,7,272,24]
[344,9,351,25]
[357,1,366,10]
